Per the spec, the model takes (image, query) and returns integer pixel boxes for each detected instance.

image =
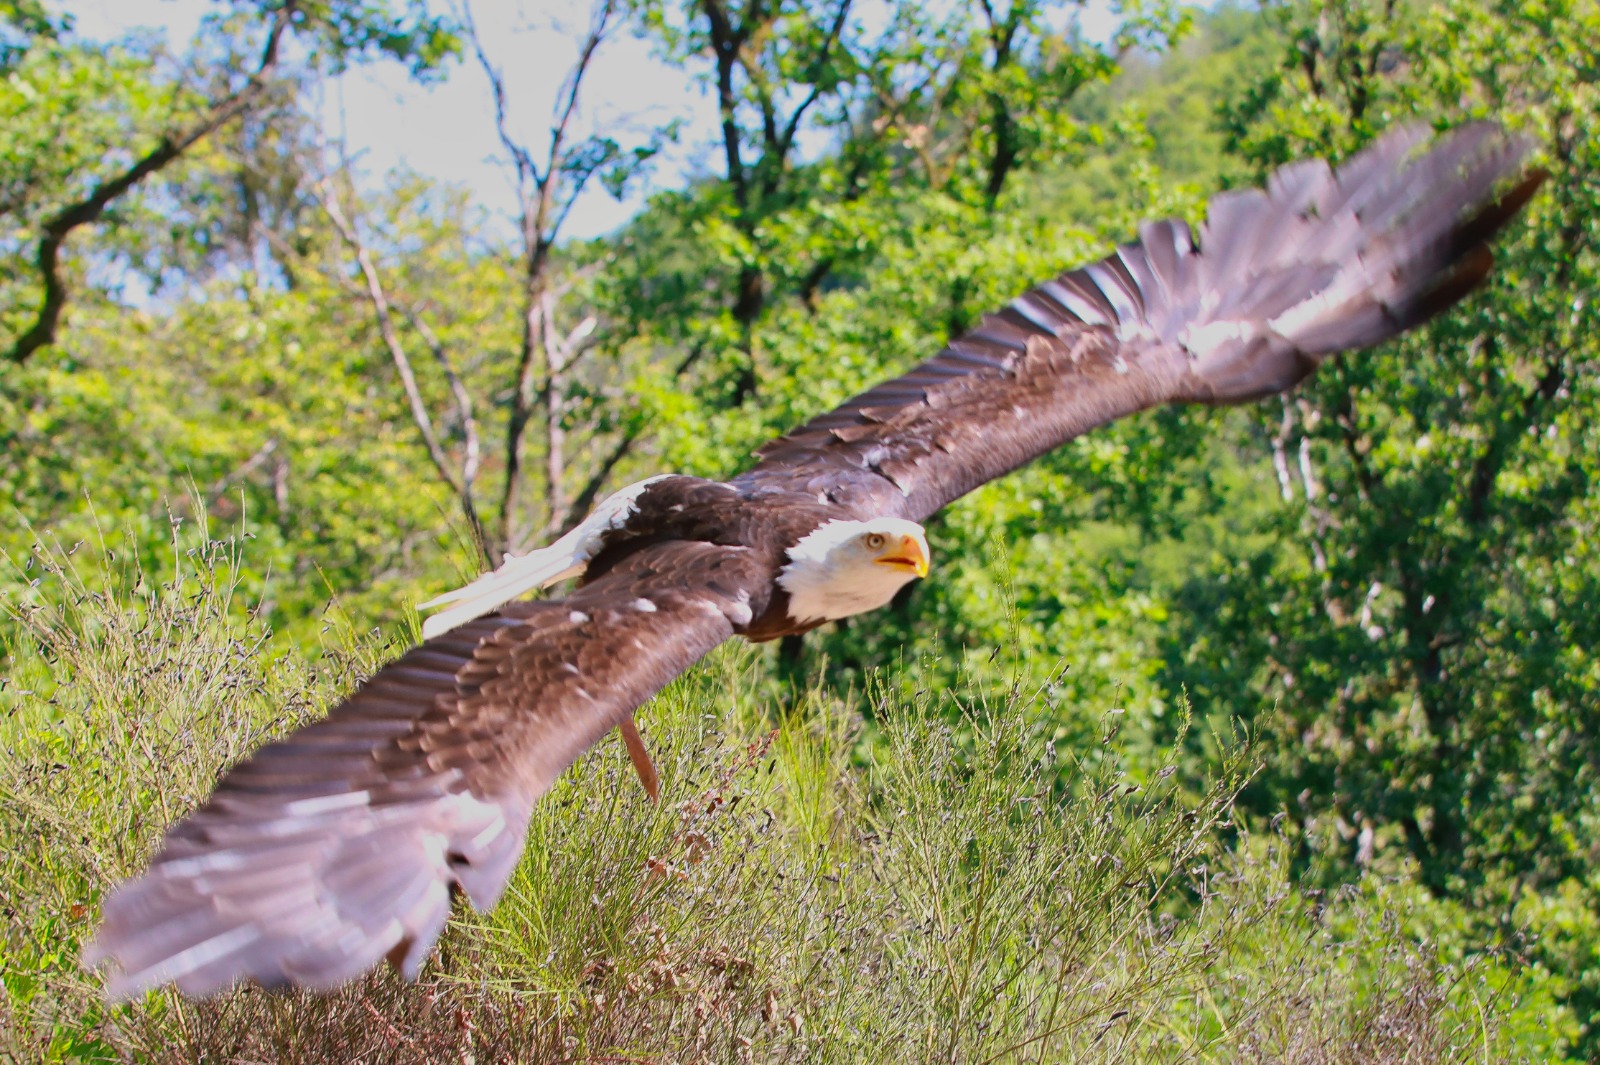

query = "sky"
[61,0,1120,241]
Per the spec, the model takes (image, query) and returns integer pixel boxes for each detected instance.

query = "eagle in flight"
[88,123,1543,998]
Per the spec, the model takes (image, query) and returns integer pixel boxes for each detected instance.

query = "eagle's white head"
[778,517,930,624]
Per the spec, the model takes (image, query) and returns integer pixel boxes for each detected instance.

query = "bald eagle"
[87,123,1543,998]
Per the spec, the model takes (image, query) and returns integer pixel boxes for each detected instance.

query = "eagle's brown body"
[575,476,829,642]
[87,123,1546,999]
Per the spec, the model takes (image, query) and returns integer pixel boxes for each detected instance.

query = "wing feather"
[745,122,1543,522]
[86,541,767,999]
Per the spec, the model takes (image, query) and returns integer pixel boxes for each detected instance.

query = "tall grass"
[0,527,1555,1062]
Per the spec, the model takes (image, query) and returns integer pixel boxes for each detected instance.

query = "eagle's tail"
[417,546,586,639]
[417,475,671,639]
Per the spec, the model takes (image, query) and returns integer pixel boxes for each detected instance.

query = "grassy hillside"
[0,530,1567,1062]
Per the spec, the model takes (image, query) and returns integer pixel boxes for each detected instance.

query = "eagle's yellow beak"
[876,534,929,578]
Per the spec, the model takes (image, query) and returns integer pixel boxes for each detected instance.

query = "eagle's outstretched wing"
[744,123,1545,522]
[86,542,765,999]
[87,122,1544,1002]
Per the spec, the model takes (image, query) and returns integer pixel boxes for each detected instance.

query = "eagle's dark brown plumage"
[87,123,1545,999]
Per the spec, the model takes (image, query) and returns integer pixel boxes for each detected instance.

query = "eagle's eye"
[864,532,887,550]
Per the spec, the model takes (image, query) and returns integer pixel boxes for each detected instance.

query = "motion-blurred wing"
[745,122,1544,521]
[86,541,766,999]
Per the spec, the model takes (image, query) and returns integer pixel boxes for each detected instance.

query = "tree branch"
[539,289,568,536]
[316,179,489,561]
[548,0,616,174]
[703,0,751,212]
[564,427,640,530]
[464,1,542,200]
[466,0,617,553]
[401,304,483,493]
[775,0,853,157]
[6,1,298,364]
[205,437,280,509]
[1334,384,1378,501]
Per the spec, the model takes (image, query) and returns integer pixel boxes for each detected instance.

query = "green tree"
[1160,0,1600,1046]
[1,4,466,640]
[0,0,459,364]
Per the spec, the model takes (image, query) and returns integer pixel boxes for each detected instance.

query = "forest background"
[2,0,1597,1060]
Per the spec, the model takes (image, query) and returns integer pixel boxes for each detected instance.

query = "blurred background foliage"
[2,0,1597,1058]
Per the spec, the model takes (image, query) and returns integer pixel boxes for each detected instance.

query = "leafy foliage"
[1160,0,1600,1046]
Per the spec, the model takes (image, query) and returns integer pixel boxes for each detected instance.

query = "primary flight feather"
[87,122,1545,998]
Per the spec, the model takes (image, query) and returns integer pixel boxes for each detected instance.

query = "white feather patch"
[1179,319,1256,359]
[418,476,670,639]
